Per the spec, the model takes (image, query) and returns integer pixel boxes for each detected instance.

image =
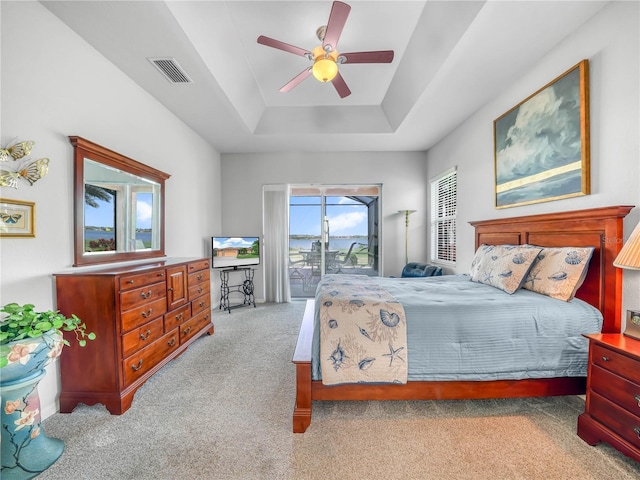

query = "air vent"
[148,57,193,84]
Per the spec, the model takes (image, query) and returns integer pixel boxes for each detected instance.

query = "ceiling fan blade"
[257,35,310,57]
[280,68,313,93]
[323,1,351,52]
[331,72,351,98]
[340,51,395,64]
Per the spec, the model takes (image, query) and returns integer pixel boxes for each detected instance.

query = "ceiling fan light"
[312,57,338,83]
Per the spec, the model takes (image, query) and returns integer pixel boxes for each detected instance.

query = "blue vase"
[1,334,65,479]
[1,332,63,384]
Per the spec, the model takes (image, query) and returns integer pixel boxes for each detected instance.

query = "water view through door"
[289,185,380,298]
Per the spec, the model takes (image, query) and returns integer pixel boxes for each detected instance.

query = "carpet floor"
[39,301,640,479]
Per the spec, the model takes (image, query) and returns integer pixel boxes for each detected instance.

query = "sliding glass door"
[289,185,380,298]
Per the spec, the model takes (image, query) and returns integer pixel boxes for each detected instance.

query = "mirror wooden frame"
[70,136,170,266]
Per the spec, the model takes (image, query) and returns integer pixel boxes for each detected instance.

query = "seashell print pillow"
[470,244,543,294]
[522,246,595,301]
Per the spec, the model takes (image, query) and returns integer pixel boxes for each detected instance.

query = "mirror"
[71,136,170,266]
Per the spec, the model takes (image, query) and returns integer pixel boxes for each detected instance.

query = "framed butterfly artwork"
[0,199,35,238]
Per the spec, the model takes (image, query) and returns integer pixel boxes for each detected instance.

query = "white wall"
[425,1,640,326]
[220,151,429,298]
[1,2,221,419]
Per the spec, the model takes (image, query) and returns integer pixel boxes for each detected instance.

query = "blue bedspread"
[312,274,603,382]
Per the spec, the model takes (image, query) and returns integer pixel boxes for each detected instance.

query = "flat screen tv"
[212,236,260,269]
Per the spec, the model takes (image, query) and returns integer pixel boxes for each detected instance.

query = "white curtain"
[263,185,291,302]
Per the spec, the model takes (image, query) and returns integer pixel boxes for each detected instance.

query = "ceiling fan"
[257,1,394,98]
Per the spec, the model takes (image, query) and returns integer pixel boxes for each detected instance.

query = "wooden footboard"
[292,299,314,433]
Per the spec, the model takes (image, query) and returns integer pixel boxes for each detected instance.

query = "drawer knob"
[601,356,610,362]
[176,313,183,321]
[197,274,203,280]
[158,273,165,277]
[197,287,203,294]
[635,395,640,408]
[199,301,205,307]
[127,280,134,284]
[183,326,192,336]
[141,309,153,318]
[140,290,152,299]
[140,330,151,341]
[131,359,143,371]
[634,427,640,439]
[168,337,176,347]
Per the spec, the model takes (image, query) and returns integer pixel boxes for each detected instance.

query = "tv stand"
[219,267,256,313]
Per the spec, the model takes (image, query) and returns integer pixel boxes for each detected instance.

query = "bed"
[292,206,633,433]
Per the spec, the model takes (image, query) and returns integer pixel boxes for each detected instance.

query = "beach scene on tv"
[212,236,260,268]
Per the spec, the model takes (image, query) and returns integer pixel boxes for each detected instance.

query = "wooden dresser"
[578,333,640,462]
[54,257,213,414]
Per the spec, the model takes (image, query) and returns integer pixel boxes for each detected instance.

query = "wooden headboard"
[469,206,634,334]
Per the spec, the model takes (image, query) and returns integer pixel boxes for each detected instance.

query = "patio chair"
[289,257,306,287]
[333,242,357,273]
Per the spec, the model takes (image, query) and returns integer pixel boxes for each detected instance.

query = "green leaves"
[35,321,53,332]
[0,302,96,350]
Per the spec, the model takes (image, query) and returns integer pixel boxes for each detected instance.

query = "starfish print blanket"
[317,275,407,385]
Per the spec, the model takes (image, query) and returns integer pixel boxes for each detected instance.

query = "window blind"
[430,168,457,264]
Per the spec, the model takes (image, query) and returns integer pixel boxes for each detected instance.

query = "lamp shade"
[614,221,640,270]
[311,46,339,83]
[312,57,338,83]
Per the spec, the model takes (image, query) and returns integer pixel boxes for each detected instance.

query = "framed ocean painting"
[494,60,590,209]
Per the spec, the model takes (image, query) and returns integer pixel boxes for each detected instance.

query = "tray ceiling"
[42,1,608,153]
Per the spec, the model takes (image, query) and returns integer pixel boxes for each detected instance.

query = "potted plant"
[1,302,95,370]
[0,302,95,479]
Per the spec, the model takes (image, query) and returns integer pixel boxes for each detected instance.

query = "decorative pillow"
[522,246,595,302]
[470,244,542,294]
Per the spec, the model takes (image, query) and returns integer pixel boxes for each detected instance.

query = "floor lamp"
[399,210,416,266]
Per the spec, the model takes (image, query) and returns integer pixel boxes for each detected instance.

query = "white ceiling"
[42,1,608,154]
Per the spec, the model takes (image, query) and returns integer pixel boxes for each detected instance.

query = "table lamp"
[613,220,640,338]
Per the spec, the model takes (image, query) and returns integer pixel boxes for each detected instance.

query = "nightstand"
[578,333,640,462]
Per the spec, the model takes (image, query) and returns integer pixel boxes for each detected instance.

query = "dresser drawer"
[188,282,209,302]
[592,343,640,384]
[180,309,211,343]
[191,294,210,317]
[187,259,210,273]
[164,303,192,332]
[122,317,164,358]
[121,297,167,332]
[120,281,167,312]
[119,270,167,291]
[591,364,640,417]
[123,329,180,386]
[590,392,640,449]
[188,268,209,287]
